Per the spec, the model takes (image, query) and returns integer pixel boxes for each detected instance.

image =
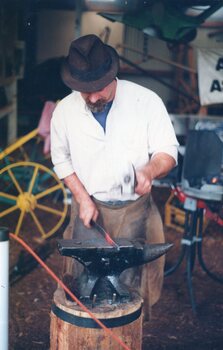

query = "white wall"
[81,12,124,52]
[122,26,174,102]
[36,10,124,64]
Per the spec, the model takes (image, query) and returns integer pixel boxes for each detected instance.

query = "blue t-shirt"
[92,101,113,132]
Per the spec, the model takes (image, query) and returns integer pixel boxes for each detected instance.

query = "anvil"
[58,237,172,305]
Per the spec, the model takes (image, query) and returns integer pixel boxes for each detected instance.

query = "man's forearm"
[144,153,176,180]
[63,172,90,204]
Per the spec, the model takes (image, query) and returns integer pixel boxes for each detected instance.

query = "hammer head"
[119,163,136,194]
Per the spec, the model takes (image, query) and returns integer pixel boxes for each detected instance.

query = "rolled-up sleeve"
[152,145,178,164]
[147,95,179,164]
[50,106,74,179]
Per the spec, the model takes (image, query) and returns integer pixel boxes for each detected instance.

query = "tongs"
[90,220,119,249]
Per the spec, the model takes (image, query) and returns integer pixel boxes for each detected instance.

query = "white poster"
[197,48,223,106]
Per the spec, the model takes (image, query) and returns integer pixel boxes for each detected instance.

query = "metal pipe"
[0,227,9,350]
[116,43,197,74]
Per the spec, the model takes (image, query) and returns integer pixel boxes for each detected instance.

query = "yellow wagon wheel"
[0,161,68,239]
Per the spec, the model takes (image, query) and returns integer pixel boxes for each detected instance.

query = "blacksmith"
[50,34,179,319]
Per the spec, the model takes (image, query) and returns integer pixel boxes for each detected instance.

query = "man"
[51,34,179,319]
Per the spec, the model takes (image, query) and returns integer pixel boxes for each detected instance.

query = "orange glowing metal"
[90,220,119,249]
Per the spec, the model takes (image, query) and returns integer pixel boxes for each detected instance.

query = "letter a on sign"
[216,58,223,71]
[197,49,223,105]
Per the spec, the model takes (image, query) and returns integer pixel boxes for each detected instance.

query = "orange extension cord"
[10,233,131,350]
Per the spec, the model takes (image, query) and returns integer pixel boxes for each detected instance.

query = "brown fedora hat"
[61,34,119,92]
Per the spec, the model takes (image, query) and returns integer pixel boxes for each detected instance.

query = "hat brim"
[61,45,119,93]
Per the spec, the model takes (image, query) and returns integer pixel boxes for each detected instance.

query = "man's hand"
[134,153,176,195]
[63,172,98,228]
[135,167,153,195]
[79,194,99,228]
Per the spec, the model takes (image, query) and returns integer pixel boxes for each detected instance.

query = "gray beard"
[86,99,107,113]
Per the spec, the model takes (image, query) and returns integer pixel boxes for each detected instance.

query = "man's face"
[81,80,116,113]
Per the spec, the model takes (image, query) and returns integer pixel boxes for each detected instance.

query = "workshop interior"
[0,1,223,349]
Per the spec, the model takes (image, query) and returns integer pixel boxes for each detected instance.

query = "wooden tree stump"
[50,287,143,350]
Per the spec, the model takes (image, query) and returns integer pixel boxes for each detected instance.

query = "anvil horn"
[142,243,173,263]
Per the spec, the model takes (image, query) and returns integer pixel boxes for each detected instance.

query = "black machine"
[165,129,223,312]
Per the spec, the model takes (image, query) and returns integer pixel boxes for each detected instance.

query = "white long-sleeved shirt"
[51,79,179,201]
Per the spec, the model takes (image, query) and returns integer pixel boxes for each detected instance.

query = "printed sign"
[197,48,223,106]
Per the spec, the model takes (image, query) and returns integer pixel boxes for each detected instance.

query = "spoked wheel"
[0,161,68,239]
